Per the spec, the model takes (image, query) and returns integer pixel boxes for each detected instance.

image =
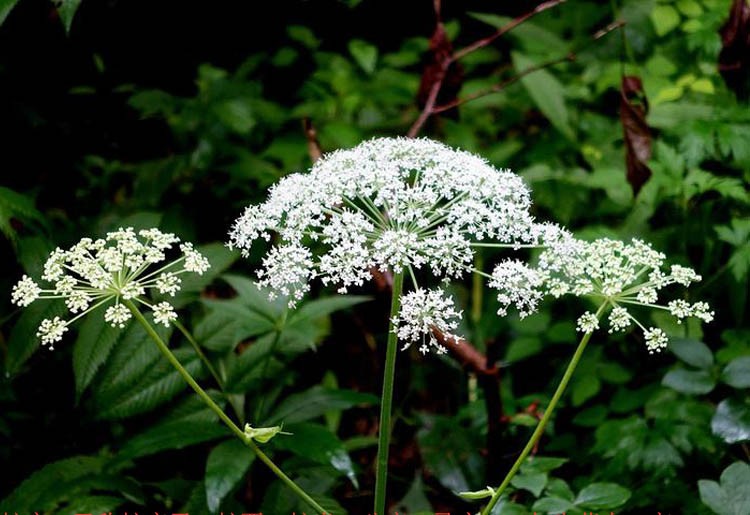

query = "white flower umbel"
[493,237,713,354]
[229,137,566,353]
[10,227,210,349]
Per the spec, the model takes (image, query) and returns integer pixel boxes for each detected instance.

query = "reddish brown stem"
[432,53,576,114]
[407,0,566,138]
[452,0,567,62]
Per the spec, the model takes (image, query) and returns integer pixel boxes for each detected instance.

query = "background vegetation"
[1,0,748,513]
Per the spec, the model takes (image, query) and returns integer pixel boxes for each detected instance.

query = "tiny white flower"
[608,306,631,333]
[644,327,668,354]
[11,275,41,307]
[155,272,181,296]
[105,304,131,328]
[577,312,600,333]
[152,302,177,327]
[36,317,68,349]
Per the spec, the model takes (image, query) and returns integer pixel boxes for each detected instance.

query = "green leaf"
[520,457,568,474]
[194,308,247,352]
[56,0,82,33]
[650,5,681,36]
[662,368,716,395]
[0,186,46,248]
[287,295,370,326]
[0,0,21,26]
[73,309,126,399]
[512,52,574,139]
[699,462,750,515]
[721,357,750,388]
[205,439,254,512]
[348,40,378,74]
[0,456,107,512]
[264,386,378,425]
[65,495,124,515]
[574,482,631,510]
[5,299,66,375]
[572,374,601,406]
[533,496,575,513]
[511,472,547,497]
[221,273,280,319]
[669,338,714,369]
[117,409,228,461]
[711,398,750,444]
[273,422,359,488]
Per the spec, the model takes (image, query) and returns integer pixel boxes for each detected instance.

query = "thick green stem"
[124,300,327,515]
[480,304,605,515]
[374,271,405,515]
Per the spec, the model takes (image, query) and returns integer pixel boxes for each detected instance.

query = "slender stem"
[173,318,243,421]
[374,271,405,515]
[124,300,327,515]
[173,319,223,387]
[480,304,605,515]
[254,315,286,422]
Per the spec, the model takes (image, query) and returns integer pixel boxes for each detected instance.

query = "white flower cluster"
[10,227,210,349]
[392,288,462,355]
[229,137,563,354]
[492,238,713,354]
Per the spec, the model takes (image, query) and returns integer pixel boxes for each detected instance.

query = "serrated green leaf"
[65,495,124,515]
[511,472,547,497]
[92,321,164,403]
[651,5,680,36]
[512,52,574,139]
[117,409,228,461]
[711,398,750,444]
[220,273,279,318]
[73,308,126,399]
[669,338,714,369]
[520,457,568,474]
[194,308,247,352]
[0,186,46,248]
[287,295,370,326]
[205,439,255,512]
[574,482,631,510]
[264,385,378,425]
[662,368,715,395]
[348,39,378,74]
[5,299,66,375]
[272,422,359,488]
[533,496,575,513]
[721,357,750,388]
[572,374,601,406]
[0,456,107,512]
[699,462,750,515]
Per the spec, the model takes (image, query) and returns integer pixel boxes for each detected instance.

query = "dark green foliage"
[1,0,749,513]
